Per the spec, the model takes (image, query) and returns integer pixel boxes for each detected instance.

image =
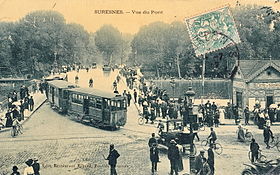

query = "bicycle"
[248,150,267,163]
[269,136,280,152]
[201,139,223,155]
[11,124,23,137]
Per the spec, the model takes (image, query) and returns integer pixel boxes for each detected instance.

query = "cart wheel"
[138,117,144,125]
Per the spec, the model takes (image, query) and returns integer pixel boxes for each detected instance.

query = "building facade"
[231,60,280,110]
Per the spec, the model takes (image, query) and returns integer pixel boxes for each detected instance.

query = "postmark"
[185,6,241,57]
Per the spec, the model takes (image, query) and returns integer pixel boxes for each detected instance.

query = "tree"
[94,25,122,65]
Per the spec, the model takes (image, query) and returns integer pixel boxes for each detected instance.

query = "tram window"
[96,98,102,109]
[105,99,110,109]
[72,93,83,104]
[89,97,96,107]
[111,101,116,111]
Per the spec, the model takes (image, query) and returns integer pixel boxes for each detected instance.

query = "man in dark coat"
[263,126,274,149]
[207,144,215,175]
[244,106,250,125]
[195,150,205,173]
[150,143,159,174]
[106,144,120,175]
[32,157,40,175]
[29,96,34,111]
[133,89,137,103]
[168,139,180,175]
[250,138,259,162]
[148,133,157,148]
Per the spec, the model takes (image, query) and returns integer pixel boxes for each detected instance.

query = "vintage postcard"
[0,0,280,175]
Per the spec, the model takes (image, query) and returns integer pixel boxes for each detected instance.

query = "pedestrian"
[11,165,20,175]
[268,107,275,125]
[106,144,120,175]
[89,78,94,88]
[168,140,180,175]
[161,101,168,119]
[28,96,34,111]
[23,159,34,175]
[12,90,18,102]
[32,158,40,175]
[211,102,217,113]
[127,92,132,107]
[263,125,274,149]
[237,124,245,142]
[11,107,20,120]
[233,105,239,125]
[150,108,156,124]
[244,106,250,125]
[150,143,159,174]
[75,75,79,84]
[195,150,205,174]
[133,89,137,103]
[5,109,13,127]
[214,110,220,127]
[19,100,25,120]
[20,86,25,100]
[207,144,215,175]
[148,133,157,148]
[250,138,260,162]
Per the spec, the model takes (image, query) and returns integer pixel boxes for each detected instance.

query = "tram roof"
[48,80,77,89]
[69,87,123,99]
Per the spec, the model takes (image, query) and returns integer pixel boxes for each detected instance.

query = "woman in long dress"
[5,110,13,127]
[23,159,34,175]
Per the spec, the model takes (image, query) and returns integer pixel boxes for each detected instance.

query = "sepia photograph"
[0,0,280,174]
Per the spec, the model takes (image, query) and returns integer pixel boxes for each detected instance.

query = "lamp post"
[184,87,196,174]
[170,78,175,102]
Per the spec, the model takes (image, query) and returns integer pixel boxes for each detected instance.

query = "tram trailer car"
[67,88,127,129]
[47,80,77,113]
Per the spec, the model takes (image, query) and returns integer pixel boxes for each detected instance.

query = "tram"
[68,88,127,129]
[46,80,127,129]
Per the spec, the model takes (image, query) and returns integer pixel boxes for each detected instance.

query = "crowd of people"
[0,84,36,131]
[11,158,40,175]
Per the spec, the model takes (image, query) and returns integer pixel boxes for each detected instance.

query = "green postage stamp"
[185,6,241,57]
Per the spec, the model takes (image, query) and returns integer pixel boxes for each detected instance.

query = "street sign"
[185,6,241,57]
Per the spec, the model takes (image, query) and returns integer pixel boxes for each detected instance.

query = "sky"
[0,0,279,34]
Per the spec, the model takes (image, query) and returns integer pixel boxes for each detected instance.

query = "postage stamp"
[185,6,241,57]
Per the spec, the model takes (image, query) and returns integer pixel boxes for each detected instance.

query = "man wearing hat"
[150,143,159,174]
[106,144,120,175]
[244,106,250,125]
[195,150,205,174]
[24,159,34,175]
[168,139,180,175]
[32,158,40,175]
[11,166,20,175]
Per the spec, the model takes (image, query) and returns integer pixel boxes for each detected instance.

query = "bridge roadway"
[0,68,279,175]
